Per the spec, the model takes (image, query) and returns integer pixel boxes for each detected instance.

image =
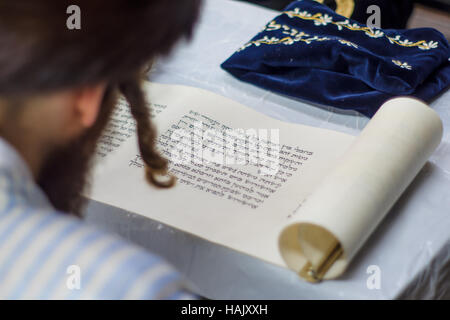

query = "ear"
[74,83,106,128]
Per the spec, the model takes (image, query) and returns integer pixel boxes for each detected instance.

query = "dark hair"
[0,0,202,189]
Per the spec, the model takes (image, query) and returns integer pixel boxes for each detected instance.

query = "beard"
[37,86,117,217]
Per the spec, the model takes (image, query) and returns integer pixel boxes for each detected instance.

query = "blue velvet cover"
[221,0,450,117]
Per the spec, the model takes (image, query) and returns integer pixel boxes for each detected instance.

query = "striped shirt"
[0,137,195,299]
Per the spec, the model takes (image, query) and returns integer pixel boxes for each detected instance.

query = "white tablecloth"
[86,0,450,299]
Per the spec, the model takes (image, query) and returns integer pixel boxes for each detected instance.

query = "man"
[0,0,201,299]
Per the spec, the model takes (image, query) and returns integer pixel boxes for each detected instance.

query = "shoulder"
[0,205,194,299]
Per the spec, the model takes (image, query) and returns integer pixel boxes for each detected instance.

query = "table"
[85,0,450,299]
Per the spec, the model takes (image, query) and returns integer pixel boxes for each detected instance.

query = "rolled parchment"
[279,97,443,281]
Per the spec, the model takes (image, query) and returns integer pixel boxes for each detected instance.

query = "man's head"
[0,0,202,215]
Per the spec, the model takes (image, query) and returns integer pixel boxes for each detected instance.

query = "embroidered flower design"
[303,36,318,44]
[366,29,384,38]
[399,39,414,45]
[338,39,358,48]
[298,10,312,18]
[263,36,280,43]
[388,35,402,44]
[392,60,412,70]
[419,41,439,50]
[314,14,333,26]
[348,22,361,29]
[238,9,439,54]
[282,27,300,37]
[283,37,295,45]
[286,8,312,18]
[280,8,438,50]
[293,31,309,40]
[335,20,349,30]
[266,21,281,31]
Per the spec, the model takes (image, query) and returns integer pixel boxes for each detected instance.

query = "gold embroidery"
[237,34,331,50]
[387,35,439,50]
[283,8,438,50]
[237,18,418,70]
[338,39,358,48]
[392,59,412,70]
[238,22,358,51]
